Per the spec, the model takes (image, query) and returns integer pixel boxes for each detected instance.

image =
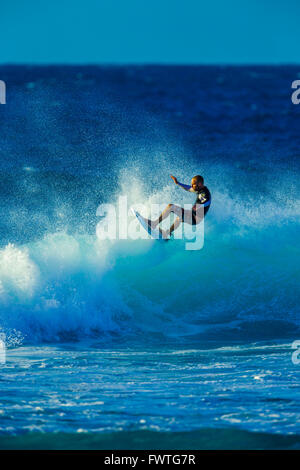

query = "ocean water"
[0,65,299,449]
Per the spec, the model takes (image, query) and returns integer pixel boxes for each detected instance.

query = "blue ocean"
[0,65,299,449]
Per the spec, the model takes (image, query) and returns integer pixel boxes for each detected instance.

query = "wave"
[0,162,299,345]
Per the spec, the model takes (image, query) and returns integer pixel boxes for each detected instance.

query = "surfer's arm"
[177,181,194,192]
[170,175,194,192]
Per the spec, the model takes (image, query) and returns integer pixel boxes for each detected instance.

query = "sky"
[0,0,299,64]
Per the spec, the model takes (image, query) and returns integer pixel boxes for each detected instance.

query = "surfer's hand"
[170,175,178,185]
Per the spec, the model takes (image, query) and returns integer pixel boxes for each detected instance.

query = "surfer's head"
[191,175,204,191]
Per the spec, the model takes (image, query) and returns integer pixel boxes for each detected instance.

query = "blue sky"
[0,0,299,64]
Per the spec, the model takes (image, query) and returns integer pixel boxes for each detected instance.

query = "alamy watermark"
[0,80,6,104]
[96,196,205,250]
[0,333,6,365]
[291,80,300,105]
[291,340,300,365]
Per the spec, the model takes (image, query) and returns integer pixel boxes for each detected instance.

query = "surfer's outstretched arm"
[177,181,193,192]
[170,175,194,192]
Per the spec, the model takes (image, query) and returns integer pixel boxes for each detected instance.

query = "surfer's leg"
[165,208,205,238]
[166,208,193,237]
[168,216,182,236]
[151,204,182,229]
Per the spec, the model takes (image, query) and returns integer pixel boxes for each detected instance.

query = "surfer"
[149,175,211,239]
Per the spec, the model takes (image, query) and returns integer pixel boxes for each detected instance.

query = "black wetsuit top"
[178,182,211,225]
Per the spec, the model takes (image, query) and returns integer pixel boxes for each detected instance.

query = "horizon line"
[0,62,300,67]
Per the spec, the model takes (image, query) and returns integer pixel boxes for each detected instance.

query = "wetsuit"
[177,182,211,225]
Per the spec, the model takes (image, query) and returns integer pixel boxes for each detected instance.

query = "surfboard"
[131,208,169,240]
